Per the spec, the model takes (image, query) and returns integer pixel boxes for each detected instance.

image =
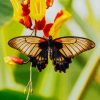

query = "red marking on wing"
[39,39,46,43]
[55,39,62,42]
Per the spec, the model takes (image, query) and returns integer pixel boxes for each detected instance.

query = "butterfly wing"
[8,36,48,71]
[51,36,95,72]
[54,36,95,58]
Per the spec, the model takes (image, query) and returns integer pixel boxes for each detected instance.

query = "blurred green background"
[0,0,100,100]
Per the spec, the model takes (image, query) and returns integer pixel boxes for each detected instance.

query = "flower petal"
[21,4,30,16]
[35,17,46,30]
[46,0,54,8]
[49,10,71,38]
[22,0,30,5]
[10,0,22,21]
[43,23,53,37]
[19,15,32,28]
[30,0,46,21]
[4,56,23,65]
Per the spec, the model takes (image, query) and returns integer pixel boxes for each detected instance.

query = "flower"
[10,0,72,38]
[4,56,24,65]
[30,0,46,21]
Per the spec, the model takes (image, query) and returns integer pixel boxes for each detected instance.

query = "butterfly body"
[8,36,95,72]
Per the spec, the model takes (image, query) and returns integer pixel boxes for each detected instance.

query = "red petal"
[10,56,23,64]
[24,16,32,28]
[21,4,30,16]
[35,17,46,30]
[54,10,63,21]
[43,23,53,37]
[19,16,32,28]
[46,0,54,9]
[19,19,24,25]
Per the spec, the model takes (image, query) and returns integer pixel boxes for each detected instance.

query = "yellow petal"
[9,61,16,65]
[4,56,16,65]
[53,30,60,39]
[30,0,46,21]
[49,10,71,39]
[10,0,22,21]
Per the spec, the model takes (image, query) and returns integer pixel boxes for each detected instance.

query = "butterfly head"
[49,36,53,41]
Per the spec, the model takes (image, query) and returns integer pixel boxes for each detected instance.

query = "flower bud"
[4,56,24,65]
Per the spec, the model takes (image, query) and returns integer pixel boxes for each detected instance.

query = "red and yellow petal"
[43,23,53,37]
[35,17,46,30]
[22,0,30,5]
[46,0,54,9]
[49,10,71,38]
[4,56,24,65]
[21,4,30,16]
[54,10,63,21]
[19,15,32,28]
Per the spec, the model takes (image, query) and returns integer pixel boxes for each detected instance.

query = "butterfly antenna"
[24,63,33,100]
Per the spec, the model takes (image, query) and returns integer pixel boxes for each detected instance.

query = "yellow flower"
[10,0,22,21]
[30,0,46,21]
[49,10,71,39]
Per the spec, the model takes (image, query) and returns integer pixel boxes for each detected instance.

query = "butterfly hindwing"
[30,48,48,72]
[51,46,72,73]
[54,36,95,58]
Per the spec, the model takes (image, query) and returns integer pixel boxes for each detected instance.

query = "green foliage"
[0,0,13,27]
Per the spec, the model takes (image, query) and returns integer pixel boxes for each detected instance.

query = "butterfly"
[8,36,95,73]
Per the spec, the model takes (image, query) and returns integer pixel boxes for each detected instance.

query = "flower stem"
[24,63,33,100]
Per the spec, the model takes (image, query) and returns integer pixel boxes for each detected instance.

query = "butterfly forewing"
[8,36,47,57]
[54,36,95,58]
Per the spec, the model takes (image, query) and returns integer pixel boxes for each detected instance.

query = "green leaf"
[59,0,72,11]
[0,0,13,27]
[0,90,55,100]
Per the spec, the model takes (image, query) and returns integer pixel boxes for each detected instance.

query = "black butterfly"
[8,36,95,73]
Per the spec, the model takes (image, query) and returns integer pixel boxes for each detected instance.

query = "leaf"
[0,90,54,100]
[59,0,72,11]
[0,0,13,27]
